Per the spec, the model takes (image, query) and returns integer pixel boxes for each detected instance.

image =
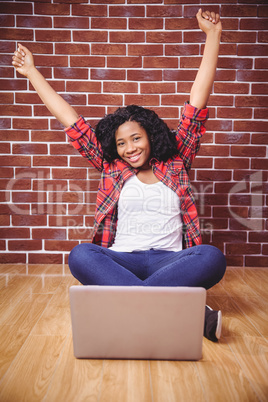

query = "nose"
[125,141,137,154]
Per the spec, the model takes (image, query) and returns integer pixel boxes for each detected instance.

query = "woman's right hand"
[12,43,35,77]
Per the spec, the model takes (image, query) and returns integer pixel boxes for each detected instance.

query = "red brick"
[196,170,232,182]
[49,215,83,227]
[17,16,52,28]
[0,227,30,239]
[215,133,250,145]
[217,108,252,119]
[0,28,33,40]
[219,57,253,70]
[144,57,178,69]
[68,227,93,240]
[258,6,268,17]
[251,134,268,145]
[128,44,163,56]
[214,83,249,94]
[232,145,266,158]
[222,5,257,17]
[45,240,79,252]
[147,32,182,43]
[73,31,108,43]
[127,70,162,82]
[54,16,89,29]
[176,82,192,93]
[103,82,138,93]
[0,67,14,79]
[31,203,67,215]
[129,18,163,30]
[28,253,63,264]
[109,5,145,17]
[91,17,127,30]
[0,105,32,117]
[13,118,48,130]
[141,83,175,94]
[207,96,234,107]
[12,143,48,155]
[86,94,123,105]
[222,31,256,43]
[163,70,197,82]
[125,95,159,106]
[0,253,26,263]
[1,155,31,167]
[245,256,268,268]
[161,94,190,106]
[251,158,268,170]
[54,67,88,80]
[238,45,268,57]
[107,57,142,69]
[213,206,248,219]
[91,44,126,55]
[32,156,67,167]
[52,168,87,180]
[240,18,268,30]
[252,84,268,95]
[192,158,213,169]
[255,58,268,70]
[0,168,13,179]
[32,179,68,191]
[212,230,247,244]
[32,228,66,240]
[234,120,268,133]
[91,69,126,80]
[235,96,268,107]
[215,158,249,170]
[0,1,32,14]
[147,5,182,17]
[110,31,144,43]
[12,214,47,227]
[199,145,230,157]
[66,81,101,93]
[34,3,70,15]
[258,32,268,43]
[72,4,107,16]
[70,56,105,68]
[0,79,26,92]
[165,45,199,56]
[35,30,71,42]
[10,239,41,252]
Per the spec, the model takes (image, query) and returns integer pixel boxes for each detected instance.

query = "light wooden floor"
[0,264,267,402]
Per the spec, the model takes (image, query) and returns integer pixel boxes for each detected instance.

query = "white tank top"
[109,175,183,252]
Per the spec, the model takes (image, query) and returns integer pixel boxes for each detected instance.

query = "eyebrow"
[116,133,140,142]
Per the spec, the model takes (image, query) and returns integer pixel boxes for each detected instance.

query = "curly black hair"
[95,105,178,163]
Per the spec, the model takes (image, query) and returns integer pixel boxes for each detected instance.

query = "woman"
[12,9,226,342]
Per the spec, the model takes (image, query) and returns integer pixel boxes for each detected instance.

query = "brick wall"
[0,1,267,267]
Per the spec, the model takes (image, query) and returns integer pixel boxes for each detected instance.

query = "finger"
[202,10,211,20]
[210,12,216,23]
[18,43,27,56]
[215,13,220,24]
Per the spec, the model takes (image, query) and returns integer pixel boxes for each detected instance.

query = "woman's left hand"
[196,8,222,35]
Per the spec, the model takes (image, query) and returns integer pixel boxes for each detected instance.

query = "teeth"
[129,154,140,162]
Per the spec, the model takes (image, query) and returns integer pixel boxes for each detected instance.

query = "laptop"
[69,285,206,361]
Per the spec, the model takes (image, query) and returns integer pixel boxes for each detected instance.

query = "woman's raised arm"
[190,9,222,110]
[12,44,79,128]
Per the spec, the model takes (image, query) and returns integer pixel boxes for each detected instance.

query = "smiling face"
[115,120,151,170]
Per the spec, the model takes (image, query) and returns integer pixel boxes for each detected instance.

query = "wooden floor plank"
[0,265,267,401]
[150,360,206,402]
[0,335,67,402]
[0,293,53,379]
[99,359,152,402]
[227,335,268,402]
[44,335,103,402]
[196,339,260,402]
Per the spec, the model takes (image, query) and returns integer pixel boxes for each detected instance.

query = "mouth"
[127,153,141,163]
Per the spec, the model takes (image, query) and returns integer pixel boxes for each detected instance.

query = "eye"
[133,136,140,142]
[117,141,124,147]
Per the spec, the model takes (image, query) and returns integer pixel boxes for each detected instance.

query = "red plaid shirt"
[65,102,208,249]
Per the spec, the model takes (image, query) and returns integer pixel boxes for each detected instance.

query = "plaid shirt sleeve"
[64,116,103,172]
[176,102,209,172]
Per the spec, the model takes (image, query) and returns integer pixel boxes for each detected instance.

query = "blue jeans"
[68,243,226,290]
